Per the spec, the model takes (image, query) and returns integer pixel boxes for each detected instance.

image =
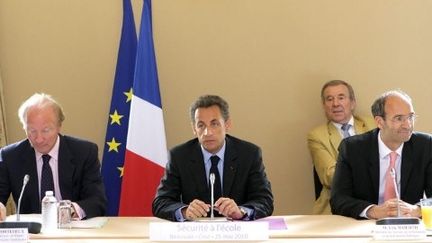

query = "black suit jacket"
[0,135,107,218]
[330,128,432,219]
[152,135,274,221]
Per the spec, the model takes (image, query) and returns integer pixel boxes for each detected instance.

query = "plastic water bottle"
[41,190,57,232]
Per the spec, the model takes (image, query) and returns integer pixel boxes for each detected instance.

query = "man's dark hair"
[371,90,412,118]
[190,95,229,122]
[321,80,356,103]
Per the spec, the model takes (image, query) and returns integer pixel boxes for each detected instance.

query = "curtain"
[0,71,15,215]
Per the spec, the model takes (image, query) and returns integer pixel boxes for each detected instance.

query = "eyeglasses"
[26,127,55,138]
[387,113,418,124]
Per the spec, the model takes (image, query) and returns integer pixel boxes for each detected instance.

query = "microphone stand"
[210,173,215,220]
[376,168,420,225]
[16,175,29,222]
[391,169,401,218]
[0,175,42,233]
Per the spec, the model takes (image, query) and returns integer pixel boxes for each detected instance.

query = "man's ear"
[225,118,232,131]
[191,122,197,135]
[350,100,356,112]
[374,116,384,129]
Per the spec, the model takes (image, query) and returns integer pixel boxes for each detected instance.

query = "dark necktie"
[41,154,54,200]
[209,155,222,201]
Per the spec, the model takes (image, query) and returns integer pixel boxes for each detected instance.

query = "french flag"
[119,0,168,216]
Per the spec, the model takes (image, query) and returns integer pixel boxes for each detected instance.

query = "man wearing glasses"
[330,90,432,219]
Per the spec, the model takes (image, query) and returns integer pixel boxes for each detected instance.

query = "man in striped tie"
[330,89,432,220]
[307,80,375,215]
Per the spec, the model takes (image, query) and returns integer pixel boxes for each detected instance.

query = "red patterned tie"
[383,151,398,202]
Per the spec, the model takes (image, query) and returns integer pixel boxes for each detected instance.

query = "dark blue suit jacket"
[0,135,106,218]
[330,128,432,219]
[152,135,274,221]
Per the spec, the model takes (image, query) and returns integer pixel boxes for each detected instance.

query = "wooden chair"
[313,167,323,200]
[5,195,16,215]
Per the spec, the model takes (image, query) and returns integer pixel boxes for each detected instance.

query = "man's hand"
[182,199,210,221]
[214,197,245,220]
[0,202,6,222]
[367,199,421,219]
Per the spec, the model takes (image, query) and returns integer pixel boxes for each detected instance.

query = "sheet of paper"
[69,217,107,229]
[6,214,41,223]
[6,214,107,229]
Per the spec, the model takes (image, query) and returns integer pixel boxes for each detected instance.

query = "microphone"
[209,173,215,219]
[0,174,42,233]
[376,168,420,225]
[390,168,401,217]
[16,174,30,221]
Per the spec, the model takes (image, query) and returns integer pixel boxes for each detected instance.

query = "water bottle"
[41,190,57,232]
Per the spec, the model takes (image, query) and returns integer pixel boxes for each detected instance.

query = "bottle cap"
[45,191,53,196]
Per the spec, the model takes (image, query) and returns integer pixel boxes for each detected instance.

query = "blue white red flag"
[118,0,168,216]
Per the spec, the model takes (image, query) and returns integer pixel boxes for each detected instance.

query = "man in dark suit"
[152,95,273,221]
[0,93,106,221]
[331,90,432,219]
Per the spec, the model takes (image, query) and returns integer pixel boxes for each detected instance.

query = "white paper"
[69,217,107,229]
[6,214,107,229]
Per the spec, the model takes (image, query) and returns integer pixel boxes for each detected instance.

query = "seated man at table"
[330,90,432,219]
[0,93,107,220]
[308,80,374,214]
[152,95,274,221]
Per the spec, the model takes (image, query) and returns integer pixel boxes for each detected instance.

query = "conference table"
[9,214,432,242]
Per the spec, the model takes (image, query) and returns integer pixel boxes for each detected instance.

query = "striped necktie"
[40,154,54,200]
[341,123,351,138]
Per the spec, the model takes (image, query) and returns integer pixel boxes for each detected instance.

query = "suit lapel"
[328,122,342,154]
[189,144,208,196]
[57,136,75,199]
[353,117,366,133]
[368,131,381,199]
[22,144,41,205]
[400,141,414,197]
[222,137,238,197]
[20,142,41,211]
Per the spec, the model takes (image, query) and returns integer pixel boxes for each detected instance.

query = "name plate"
[373,224,426,241]
[149,221,269,241]
[0,228,29,243]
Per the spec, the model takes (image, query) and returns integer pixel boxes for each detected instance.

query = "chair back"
[313,167,323,200]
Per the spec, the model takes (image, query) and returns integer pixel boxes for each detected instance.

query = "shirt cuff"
[240,206,254,221]
[360,204,374,219]
[71,202,86,220]
[175,206,187,222]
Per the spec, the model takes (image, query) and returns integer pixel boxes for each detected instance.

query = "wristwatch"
[239,207,247,219]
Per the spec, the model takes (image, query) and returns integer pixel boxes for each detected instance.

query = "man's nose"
[332,99,340,106]
[203,127,213,135]
[34,133,44,143]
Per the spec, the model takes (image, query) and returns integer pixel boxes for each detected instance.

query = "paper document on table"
[70,217,107,229]
[6,214,107,229]
[6,214,41,223]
